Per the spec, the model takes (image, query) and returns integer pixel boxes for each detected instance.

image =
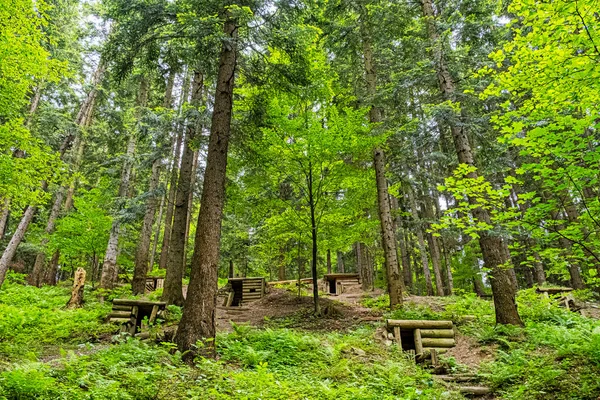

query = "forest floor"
[1,274,600,399]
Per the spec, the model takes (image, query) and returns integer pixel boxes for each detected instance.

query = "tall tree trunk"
[0,61,106,288]
[440,237,454,295]
[358,242,373,291]
[158,74,191,269]
[360,7,403,307]
[0,206,36,286]
[163,72,203,306]
[132,159,161,294]
[0,198,10,241]
[307,162,320,314]
[422,193,445,296]
[183,150,199,259]
[175,14,238,358]
[29,187,65,286]
[421,0,521,325]
[279,247,286,280]
[407,186,434,295]
[390,195,413,290]
[100,77,148,289]
[149,192,165,271]
[336,251,345,273]
[326,248,332,274]
[131,76,175,293]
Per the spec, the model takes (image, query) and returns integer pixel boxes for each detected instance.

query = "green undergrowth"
[0,278,462,399]
[362,289,600,399]
[0,274,115,362]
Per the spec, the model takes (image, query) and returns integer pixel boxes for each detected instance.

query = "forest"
[1,0,600,398]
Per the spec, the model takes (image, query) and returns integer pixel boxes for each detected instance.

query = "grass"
[361,289,600,400]
[0,274,461,399]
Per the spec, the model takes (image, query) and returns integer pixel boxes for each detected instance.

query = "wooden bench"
[107,299,166,335]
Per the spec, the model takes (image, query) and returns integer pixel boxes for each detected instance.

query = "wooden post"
[431,348,439,367]
[414,328,423,355]
[149,305,159,324]
[129,306,138,335]
[393,326,402,350]
[66,268,86,309]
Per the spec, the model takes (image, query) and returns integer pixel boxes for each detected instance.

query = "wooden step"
[459,386,491,396]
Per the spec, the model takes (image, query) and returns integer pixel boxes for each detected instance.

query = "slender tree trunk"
[163,71,203,306]
[358,242,373,291]
[326,249,332,274]
[29,187,65,286]
[100,77,148,289]
[360,9,403,307]
[423,194,445,296]
[149,193,165,271]
[175,15,238,358]
[0,198,10,241]
[407,186,434,295]
[0,206,36,286]
[336,251,345,273]
[279,247,286,280]
[421,0,521,325]
[159,74,191,270]
[132,159,161,294]
[440,237,454,295]
[183,150,199,259]
[390,195,412,290]
[0,60,106,289]
[307,163,320,314]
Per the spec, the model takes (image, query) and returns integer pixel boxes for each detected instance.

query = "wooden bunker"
[225,277,266,307]
[107,299,166,335]
[145,276,165,292]
[386,319,456,355]
[323,273,360,295]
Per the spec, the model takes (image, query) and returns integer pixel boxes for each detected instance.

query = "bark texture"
[360,7,403,307]
[162,71,203,306]
[132,159,161,294]
[100,77,148,289]
[421,0,522,325]
[407,186,434,295]
[175,16,238,358]
[159,75,191,269]
[66,268,86,309]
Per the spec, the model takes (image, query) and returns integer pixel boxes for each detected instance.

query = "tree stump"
[66,267,86,309]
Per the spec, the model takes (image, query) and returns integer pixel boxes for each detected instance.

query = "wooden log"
[459,386,491,395]
[109,317,132,324]
[423,347,448,354]
[112,305,133,311]
[431,349,439,367]
[149,305,159,324]
[393,326,402,350]
[436,374,479,382]
[66,267,86,309]
[387,320,453,329]
[421,338,456,348]
[112,299,166,307]
[108,311,133,319]
[420,329,455,338]
[414,328,423,354]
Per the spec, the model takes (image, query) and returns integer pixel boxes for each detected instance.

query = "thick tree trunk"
[132,159,161,294]
[162,71,203,306]
[175,16,238,358]
[407,186,434,295]
[100,78,148,289]
[159,75,191,270]
[360,9,402,307]
[421,0,521,325]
